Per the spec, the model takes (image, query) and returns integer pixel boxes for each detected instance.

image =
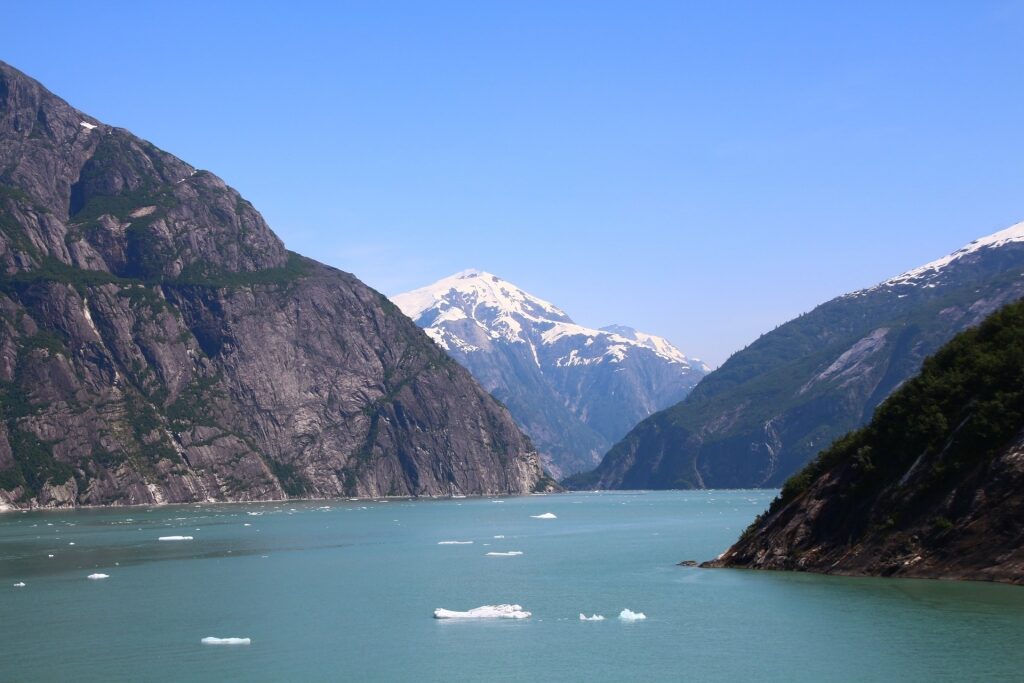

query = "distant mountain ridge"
[393,270,708,476]
[572,221,1024,490]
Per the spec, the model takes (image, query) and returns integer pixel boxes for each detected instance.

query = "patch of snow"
[80,121,97,130]
[868,221,1024,290]
[619,609,646,621]
[433,604,531,619]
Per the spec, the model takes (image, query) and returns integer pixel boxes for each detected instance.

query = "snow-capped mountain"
[575,220,1024,491]
[393,270,708,477]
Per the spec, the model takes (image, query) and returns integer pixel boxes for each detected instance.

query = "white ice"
[619,609,646,621]
[13,582,25,587]
[87,573,109,580]
[530,512,557,519]
[486,551,523,556]
[579,613,604,621]
[433,604,531,619]
[158,536,193,541]
[201,637,251,645]
[437,541,473,545]
[79,121,97,130]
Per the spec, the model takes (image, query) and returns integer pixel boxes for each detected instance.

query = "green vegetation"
[769,298,1024,516]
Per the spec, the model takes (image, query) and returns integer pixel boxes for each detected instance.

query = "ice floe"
[530,513,557,519]
[87,573,109,580]
[579,613,604,621]
[13,582,25,588]
[158,536,193,541]
[486,551,523,556]
[433,604,531,619]
[437,541,473,545]
[201,637,251,645]
[493,535,505,539]
[618,609,646,621]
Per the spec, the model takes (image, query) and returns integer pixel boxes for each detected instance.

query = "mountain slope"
[573,222,1024,490]
[705,300,1024,584]
[0,61,547,509]
[393,270,707,476]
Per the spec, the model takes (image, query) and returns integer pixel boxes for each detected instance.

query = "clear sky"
[5,2,1024,365]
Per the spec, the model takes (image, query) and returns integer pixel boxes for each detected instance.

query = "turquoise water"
[2,491,1022,682]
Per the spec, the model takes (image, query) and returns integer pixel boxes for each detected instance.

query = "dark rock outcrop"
[704,301,1024,585]
[0,61,548,508]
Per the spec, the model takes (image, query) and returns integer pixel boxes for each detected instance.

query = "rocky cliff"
[572,223,1024,490]
[705,300,1024,584]
[0,61,548,509]
[393,270,706,476]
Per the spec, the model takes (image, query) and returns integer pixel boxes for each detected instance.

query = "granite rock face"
[0,61,548,508]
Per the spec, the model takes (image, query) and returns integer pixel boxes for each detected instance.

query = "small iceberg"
[87,573,109,580]
[158,536,193,541]
[13,582,26,588]
[201,637,251,645]
[434,604,531,619]
[530,513,557,519]
[486,551,523,557]
[579,613,604,621]
[437,541,473,545]
[493,535,505,539]
[619,609,646,621]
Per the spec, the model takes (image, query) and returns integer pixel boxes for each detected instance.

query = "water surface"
[2,491,1022,681]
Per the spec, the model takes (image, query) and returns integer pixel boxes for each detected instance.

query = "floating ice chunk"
[158,536,193,541]
[437,541,473,545]
[433,604,530,619]
[13,582,25,587]
[48,554,54,558]
[201,637,251,645]
[80,121,97,130]
[244,523,252,527]
[618,609,646,621]
[579,613,604,621]
[87,573,109,580]
[493,535,505,539]
[486,551,523,556]
[247,512,262,516]
[530,513,557,519]
[68,542,75,545]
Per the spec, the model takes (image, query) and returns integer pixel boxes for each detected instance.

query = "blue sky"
[5,1,1024,365]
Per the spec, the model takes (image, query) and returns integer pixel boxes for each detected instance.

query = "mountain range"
[706,298,1024,584]
[0,61,549,509]
[393,270,707,476]
[571,222,1024,490]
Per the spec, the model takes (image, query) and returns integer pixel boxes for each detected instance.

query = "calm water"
[1,491,1022,682]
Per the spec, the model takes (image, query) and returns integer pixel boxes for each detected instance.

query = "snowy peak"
[879,221,1024,289]
[393,270,697,368]
[393,270,571,335]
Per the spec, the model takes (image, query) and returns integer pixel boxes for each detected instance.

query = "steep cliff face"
[393,270,706,476]
[573,224,1024,490]
[0,61,547,508]
[705,301,1024,585]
